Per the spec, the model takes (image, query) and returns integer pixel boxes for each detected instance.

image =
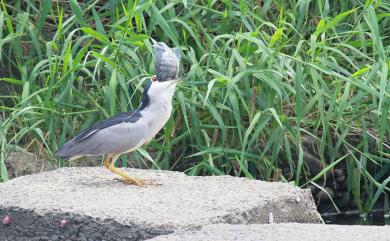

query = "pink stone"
[60,219,67,228]
[2,215,10,225]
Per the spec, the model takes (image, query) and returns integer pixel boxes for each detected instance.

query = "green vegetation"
[0,0,389,214]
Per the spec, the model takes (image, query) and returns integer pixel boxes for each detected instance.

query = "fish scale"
[152,39,180,81]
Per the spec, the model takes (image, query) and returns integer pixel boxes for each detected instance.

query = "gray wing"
[56,113,147,158]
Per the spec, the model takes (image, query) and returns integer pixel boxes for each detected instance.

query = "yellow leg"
[103,154,157,186]
[103,155,111,169]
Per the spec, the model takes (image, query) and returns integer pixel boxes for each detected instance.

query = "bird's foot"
[105,161,160,186]
[115,177,160,186]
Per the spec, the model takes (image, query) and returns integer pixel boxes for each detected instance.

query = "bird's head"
[139,76,178,110]
[151,39,180,82]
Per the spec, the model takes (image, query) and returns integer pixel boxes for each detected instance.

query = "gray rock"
[0,167,322,240]
[147,223,390,241]
[5,151,52,179]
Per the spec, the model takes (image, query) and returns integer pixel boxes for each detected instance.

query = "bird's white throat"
[140,80,177,142]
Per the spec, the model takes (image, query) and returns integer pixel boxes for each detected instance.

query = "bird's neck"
[138,83,176,113]
[138,92,174,137]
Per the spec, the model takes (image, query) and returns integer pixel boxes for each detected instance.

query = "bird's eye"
[152,76,158,82]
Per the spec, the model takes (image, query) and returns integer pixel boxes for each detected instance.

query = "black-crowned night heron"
[55,40,180,186]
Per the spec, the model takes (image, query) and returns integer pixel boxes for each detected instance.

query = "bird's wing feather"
[73,111,141,142]
[67,121,145,156]
[55,110,143,158]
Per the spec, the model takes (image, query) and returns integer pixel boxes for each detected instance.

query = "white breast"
[145,103,172,142]
[122,102,172,154]
[141,95,174,143]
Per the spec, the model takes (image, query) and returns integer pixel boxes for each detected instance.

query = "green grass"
[0,0,389,214]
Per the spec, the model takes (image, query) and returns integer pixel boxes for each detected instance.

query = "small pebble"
[334,169,343,177]
[50,235,59,241]
[60,219,67,228]
[268,212,273,224]
[336,192,351,208]
[2,215,10,225]
[296,196,301,203]
[339,180,348,190]
[316,187,335,201]
[336,175,346,183]
[336,191,343,198]
[308,185,318,195]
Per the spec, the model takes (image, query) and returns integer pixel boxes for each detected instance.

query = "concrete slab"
[148,223,390,241]
[0,167,322,240]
